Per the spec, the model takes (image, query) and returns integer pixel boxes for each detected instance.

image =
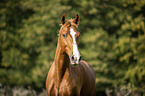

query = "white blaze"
[70,28,80,64]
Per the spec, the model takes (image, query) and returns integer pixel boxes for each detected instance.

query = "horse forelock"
[59,19,78,35]
[60,19,78,27]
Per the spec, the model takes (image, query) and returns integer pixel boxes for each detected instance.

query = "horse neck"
[54,37,70,86]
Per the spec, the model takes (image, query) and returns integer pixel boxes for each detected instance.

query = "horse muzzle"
[70,55,81,65]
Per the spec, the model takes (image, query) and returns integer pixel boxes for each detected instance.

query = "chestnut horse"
[46,14,96,96]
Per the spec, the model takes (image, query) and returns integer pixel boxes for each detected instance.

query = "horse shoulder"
[79,60,96,96]
[80,60,95,77]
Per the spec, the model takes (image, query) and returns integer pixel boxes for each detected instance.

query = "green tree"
[0,0,34,86]
[0,0,145,95]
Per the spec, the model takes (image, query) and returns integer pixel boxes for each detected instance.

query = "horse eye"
[62,34,66,38]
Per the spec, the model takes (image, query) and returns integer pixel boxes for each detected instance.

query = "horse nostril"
[79,56,81,62]
[72,55,74,60]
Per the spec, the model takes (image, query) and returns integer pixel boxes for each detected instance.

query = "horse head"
[59,13,81,65]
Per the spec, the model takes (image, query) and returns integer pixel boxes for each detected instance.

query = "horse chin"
[70,60,79,66]
[71,62,78,66]
[71,63,78,66]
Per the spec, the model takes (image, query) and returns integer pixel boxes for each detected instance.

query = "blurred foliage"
[0,0,145,95]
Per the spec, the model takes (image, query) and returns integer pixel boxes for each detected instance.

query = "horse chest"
[49,70,80,96]
[49,78,79,96]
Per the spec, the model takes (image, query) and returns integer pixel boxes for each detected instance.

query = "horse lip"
[71,62,78,66]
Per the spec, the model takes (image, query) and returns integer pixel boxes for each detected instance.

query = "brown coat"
[46,14,96,96]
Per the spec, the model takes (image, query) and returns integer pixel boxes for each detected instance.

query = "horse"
[46,13,96,96]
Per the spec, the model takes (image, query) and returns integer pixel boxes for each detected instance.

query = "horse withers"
[46,13,96,96]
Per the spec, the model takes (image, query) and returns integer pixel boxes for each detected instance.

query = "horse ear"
[74,14,79,25]
[61,13,66,25]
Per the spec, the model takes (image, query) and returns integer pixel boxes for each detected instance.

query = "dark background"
[0,0,145,95]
